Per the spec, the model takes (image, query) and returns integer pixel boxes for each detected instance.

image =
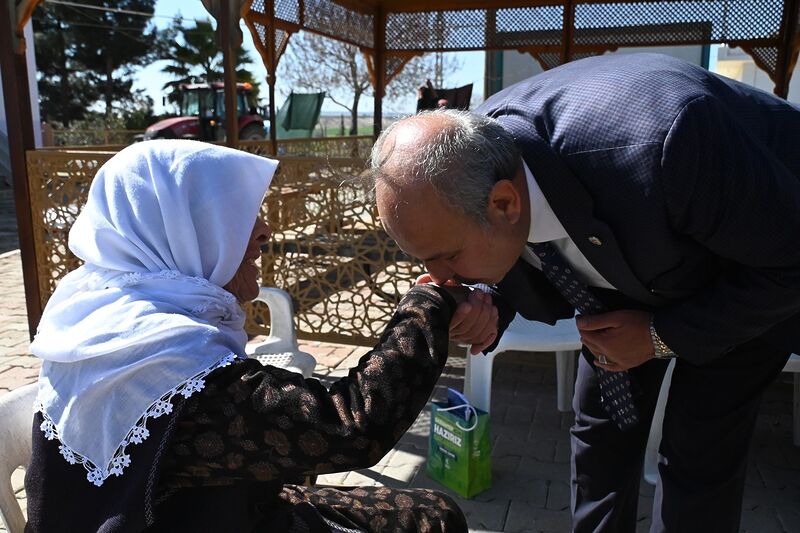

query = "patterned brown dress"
[154,284,468,532]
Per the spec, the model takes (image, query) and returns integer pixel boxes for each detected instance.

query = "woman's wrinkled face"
[224,217,271,301]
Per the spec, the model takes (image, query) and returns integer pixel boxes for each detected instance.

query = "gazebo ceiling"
[11,0,799,95]
[243,0,800,96]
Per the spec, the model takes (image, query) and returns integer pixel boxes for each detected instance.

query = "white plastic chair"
[0,383,37,533]
[644,353,800,486]
[246,287,317,378]
[642,358,676,485]
[463,314,582,413]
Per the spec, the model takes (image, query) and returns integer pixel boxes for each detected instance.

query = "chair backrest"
[246,288,317,378]
[0,383,37,533]
[784,353,800,373]
[248,287,299,355]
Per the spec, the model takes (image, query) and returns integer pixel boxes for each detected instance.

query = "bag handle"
[438,404,480,432]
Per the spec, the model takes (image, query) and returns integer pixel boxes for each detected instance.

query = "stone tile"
[504,404,535,425]
[553,440,571,464]
[340,470,382,487]
[5,355,39,368]
[739,503,784,533]
[504,500,571,533]
[544,481,570,511]
[515,457,570,485]
[529,439,557,463]
[776,507,800,533]
[474,457,547,506]
[0,366,39,389]
[455,499,510,532]
[334,346,370,370]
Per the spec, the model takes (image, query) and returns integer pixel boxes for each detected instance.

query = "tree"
[33,4,99,126]
[160,19,261,106]
[33,1,161,124]
[277,32,460,135]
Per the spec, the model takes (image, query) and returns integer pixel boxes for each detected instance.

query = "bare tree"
[278,32,459,135]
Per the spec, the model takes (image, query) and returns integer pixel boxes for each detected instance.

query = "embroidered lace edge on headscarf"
[34,352,239,487]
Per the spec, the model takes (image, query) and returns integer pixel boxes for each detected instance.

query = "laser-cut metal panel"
[27,148,423,346]
[26,150,115,306]
[245,156,424,345]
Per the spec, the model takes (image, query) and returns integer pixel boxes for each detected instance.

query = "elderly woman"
[24,141,467,533]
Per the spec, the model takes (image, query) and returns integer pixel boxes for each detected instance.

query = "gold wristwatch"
[650,316,677,359]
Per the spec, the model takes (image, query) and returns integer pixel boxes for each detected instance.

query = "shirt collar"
[524,160,568,243]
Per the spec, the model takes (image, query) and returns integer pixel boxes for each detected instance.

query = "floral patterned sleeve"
[159,284,456,488]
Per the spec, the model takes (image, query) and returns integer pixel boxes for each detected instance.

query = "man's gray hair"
[369,110,520,227]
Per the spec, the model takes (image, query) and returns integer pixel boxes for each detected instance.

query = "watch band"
[650,316,677,359]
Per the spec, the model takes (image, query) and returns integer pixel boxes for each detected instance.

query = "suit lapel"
[500,116,663,307]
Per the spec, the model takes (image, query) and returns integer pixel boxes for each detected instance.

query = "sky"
[134,1,485,116]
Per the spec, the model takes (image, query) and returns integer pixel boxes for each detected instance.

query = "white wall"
[501,45,706,89]
[714,45,800,104]
[499,44,799,105]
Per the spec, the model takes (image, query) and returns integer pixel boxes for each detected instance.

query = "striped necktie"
[529,242,639,430]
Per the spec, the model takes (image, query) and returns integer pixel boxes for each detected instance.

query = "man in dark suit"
[370,53,800,532]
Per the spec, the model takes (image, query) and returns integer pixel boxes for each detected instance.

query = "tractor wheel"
[240,123,266,140]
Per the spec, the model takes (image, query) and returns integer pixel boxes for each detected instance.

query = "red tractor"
[143,82,266,142]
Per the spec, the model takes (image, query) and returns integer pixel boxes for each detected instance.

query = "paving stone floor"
[1,247,799,532]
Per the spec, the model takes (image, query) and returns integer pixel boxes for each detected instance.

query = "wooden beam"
[14,0,45,52]
[362,0,759,13]
[220,0,239,147]
[561,0,574,65]
[372,0,569,13]
[373,5,385,140]
[1,0,42,339]
[267,0,278,155]
[774,0,800,98]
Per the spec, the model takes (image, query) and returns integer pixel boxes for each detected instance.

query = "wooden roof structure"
[241,0,800,143]
[2,0,800,336]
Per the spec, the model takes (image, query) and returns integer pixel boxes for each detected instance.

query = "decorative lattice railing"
[27,148,423,345]
[239,136,374,159]
[44,136,375,160]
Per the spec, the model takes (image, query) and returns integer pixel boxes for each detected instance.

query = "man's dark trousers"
[571,339,790,532]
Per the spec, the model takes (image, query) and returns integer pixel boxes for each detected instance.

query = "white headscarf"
[30,140,278,486]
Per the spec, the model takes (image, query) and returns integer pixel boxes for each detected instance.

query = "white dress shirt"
[521,161,616,290]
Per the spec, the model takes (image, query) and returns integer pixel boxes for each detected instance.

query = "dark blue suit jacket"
[477,53,800,365]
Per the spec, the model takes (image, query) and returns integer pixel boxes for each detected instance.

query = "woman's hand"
[415,274,499,355]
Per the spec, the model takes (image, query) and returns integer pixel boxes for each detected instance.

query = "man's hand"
[416,274,499,355]
[576,310,655,371]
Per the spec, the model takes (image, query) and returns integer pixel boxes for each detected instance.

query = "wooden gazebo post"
[775,0,800,98]
[219,0,239,147]
[373,5,386,140]
[561,0,575,65]
[203,0,242,147]
[267,0,278,156]
[0,0,42,339]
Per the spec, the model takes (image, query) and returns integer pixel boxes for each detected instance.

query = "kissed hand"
[415,274,499,355]
[576,310,655,371]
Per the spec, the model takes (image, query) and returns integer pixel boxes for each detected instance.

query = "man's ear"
[487,179,522,225]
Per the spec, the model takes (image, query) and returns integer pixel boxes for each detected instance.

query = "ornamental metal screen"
[26,147,423,345]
